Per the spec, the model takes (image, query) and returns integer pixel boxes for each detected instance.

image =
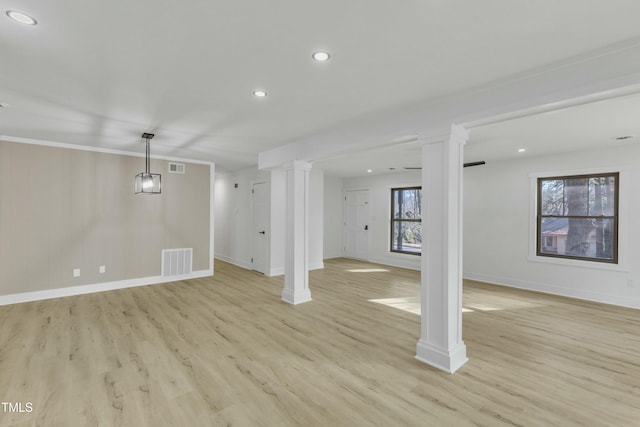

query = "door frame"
[343,187,370,260]
[251,181,268,274]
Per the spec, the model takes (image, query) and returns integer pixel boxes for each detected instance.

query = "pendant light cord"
[145,136,150,174]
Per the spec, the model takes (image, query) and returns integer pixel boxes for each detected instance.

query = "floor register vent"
[162,248,193,276]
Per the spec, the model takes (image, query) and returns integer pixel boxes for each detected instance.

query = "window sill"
[390,250,421,256]
[527,255,629,272]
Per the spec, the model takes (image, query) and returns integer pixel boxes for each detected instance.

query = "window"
[390,187,422,255]
[537,173,618,263]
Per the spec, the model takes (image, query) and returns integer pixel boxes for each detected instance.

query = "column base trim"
[281,288,312,305]
[415,339,468,374]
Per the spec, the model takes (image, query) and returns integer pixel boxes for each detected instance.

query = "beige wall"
[0,140,211,296]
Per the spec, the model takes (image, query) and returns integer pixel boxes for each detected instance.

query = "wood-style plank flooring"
[0,258,639,426]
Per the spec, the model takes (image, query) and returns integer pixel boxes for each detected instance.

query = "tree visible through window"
[537,173,618,263]
[391,187,422,255]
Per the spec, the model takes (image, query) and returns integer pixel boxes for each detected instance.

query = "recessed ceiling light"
[367,169,372,173]
[253,90,267,97]
[517,148,526,153]
[6,10,37,25]
[312,51,330,62]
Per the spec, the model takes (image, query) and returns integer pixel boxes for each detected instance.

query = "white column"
[281,160,312,304]
[415,124,468,373]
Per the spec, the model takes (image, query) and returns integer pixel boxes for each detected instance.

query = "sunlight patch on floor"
[369,297,420,314]
[464,297,545,312]
[370,297,476,315]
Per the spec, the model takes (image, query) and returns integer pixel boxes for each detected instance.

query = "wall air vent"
[161,248,193,276]
[168,162,186,174]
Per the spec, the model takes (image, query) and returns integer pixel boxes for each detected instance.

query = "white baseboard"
[219,260,323,277]
[267,261,322,276]
[464,271,640,310]
[214,255,252,271]
[0,269,214,307]
[415,339,468,374]
[281,287,312,305]
[367,255,421,271]
[214,253,234,264]
[267,267,284,277]
[309,261,324,271]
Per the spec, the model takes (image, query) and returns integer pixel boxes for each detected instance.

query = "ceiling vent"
[168,162,185,174]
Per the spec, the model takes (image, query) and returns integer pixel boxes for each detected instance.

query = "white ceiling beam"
[259,38,640,170]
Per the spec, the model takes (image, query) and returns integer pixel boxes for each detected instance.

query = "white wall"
[269,169,286,276]
[215,165,325,275]
[323,174,344,259]
[214,166,270,270]
[309,167,325,269]
[343,171,422,270]
[464,143,640,309]
[213,167,233,263]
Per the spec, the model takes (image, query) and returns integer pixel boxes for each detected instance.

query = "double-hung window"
[390,187,422,255]
[537,173,618,263]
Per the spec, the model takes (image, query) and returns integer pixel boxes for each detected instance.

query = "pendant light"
[134,132,161,194]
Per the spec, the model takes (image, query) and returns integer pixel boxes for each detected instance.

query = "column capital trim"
[449,123,469,146]
[419,124,469,147]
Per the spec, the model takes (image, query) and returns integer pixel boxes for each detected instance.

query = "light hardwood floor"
[0,258,639,426]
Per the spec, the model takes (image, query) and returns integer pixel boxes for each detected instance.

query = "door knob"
[364,225,368,230]
[259,231,266,235]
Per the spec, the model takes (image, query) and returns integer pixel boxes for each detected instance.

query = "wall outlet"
[99,265,106,274]
[73,268,80,278]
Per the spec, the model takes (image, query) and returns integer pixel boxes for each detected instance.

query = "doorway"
[252,182,268,274]
[344,189,370,260]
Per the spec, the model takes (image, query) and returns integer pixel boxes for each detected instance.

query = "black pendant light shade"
[135,132,162,194]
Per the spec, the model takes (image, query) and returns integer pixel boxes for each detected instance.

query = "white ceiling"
[2,1,640,172]
[467,92,640,162]
[318,91,640,177]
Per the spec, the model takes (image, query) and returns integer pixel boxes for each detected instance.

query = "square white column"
[281,160,312,304]
[415,124,468,373]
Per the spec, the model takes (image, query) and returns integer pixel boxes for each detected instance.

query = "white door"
[252,182,268,274]
[344,190,370,260]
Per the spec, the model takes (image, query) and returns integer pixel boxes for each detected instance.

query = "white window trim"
[528,166,629,272]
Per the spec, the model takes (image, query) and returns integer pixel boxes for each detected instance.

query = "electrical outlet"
[73,268,80,278]
[99,265,106,274]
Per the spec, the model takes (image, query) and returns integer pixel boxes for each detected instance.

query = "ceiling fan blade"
[463,161,486,167]
[403,161,486,170]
